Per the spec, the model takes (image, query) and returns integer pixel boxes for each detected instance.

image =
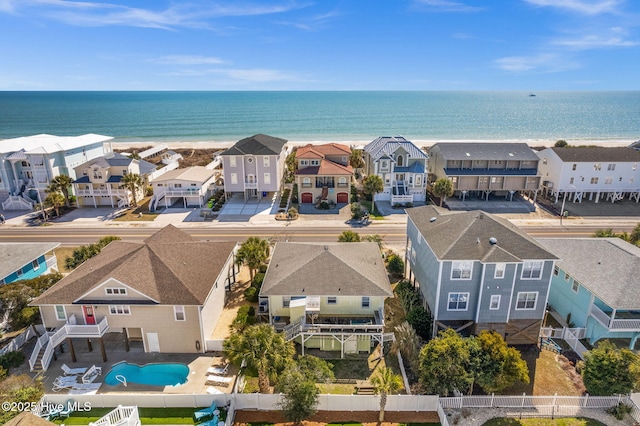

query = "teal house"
[539,238,640,350]
[0,243,60,284]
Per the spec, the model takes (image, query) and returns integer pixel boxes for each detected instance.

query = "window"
[490,295,501,310]
[590,177,598,184]
[302,177,311,187]
[396,155,404,167]
[263,156,270,167]
[633,163,638,171]
[109,305,131,315]
[231,173,238,185]
[310,160,320,166]
[16,268,23,278]
[338,177,347,187]
[283,296,291,308]
[594,163,601,171]
[479,176,488,183]
[448,293,469,311]
[327,297,337,305]
[174,183,182,188]
[247,157,254,164]
[361,297,370,308]
[122,169,128,175]
[451,261,472,279]
[516,292,538,310]
[572,164,577,171]
[229,156,236,167]
[55,305,66,321]
[569,177,574,185]
[521,261,543,279]
[174,306,185,321]
[607,163,616,171]
[564,272,570,282]
[416,175,422,186]
[384,174,390,185]
[106,288,127,295]
[381,160,389,170]
[190,183,197,187]
[604,177,613,184]
[572,281,580,293]
[300,160,309,167]
[264,173,271,185]
[93,171,102,179]
[32,259,40,269]
[553,266,559,276]
[494,263,506,279]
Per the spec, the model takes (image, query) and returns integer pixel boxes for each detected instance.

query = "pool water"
[104,362,189,386]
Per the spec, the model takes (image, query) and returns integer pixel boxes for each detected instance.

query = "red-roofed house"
[295,144,353,205]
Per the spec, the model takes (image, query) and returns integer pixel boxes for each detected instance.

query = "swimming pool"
[104,362,189,387]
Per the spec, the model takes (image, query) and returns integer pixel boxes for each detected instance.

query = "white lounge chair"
[61,363,87,376]
[205,374,233,386]
[69,382,101,394]
[52,378,77,392]
[206,386,224,394]
[206,363,229,375]
[81,365,102,384]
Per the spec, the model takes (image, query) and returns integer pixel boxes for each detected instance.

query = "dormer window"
[310,160,320,166]
[396,155,404,167]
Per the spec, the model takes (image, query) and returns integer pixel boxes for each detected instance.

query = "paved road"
[0,222,634,245]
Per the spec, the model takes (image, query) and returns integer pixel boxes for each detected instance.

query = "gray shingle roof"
[152,166,217,183]
[364,136,428,162]
[221,134,287,156]
[407,205,557,262]
[260,242,393,297]
[430,142,539,161]
[0,243,60,279]
[537,238,640,309]
[31,225,236,306]
[551,147,640,162]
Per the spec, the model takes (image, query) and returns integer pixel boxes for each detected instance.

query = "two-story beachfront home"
[539,238,640,350]
[405,205,558,344]
[72,153,156,209]
[537,147,640,204]
[295,144,353,205]
[428,142,541,202]
[30,225,238,371]
[0,134,113,210]
[363,136,428,205]
[220,134,288,201]
[259,242,393,358]
[0,243,60,285]
[148,166,218,210]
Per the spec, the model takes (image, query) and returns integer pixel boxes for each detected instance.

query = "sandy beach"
[113,138,636,152]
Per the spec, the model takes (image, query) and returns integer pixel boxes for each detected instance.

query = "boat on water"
[529,93,536,97]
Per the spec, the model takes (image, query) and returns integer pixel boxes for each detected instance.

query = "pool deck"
[38,333,236,395]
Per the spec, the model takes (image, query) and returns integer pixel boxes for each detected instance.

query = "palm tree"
[432,177,453,207]
[120,173,144,207]
[223,324,295,393]
[47,175,74,207]
[363,174,384,215]
[392,321,422,373]
[338,230,361,242]
[236,237,270,280]
[370,366,403,422]
[45,191,65,217]
[349,148,365,169]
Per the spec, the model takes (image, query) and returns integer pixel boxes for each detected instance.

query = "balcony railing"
[76,189,128,196]
[244,181,258,188]
[590,304,640,331]
[316,182,335,188]
[164,189,203,196]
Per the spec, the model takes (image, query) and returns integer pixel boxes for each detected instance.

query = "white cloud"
[154,55,226,65]
[523,0,621,15]
[553,34,639,49]
[413,0,483,13]
[219,68,304,82]
[495,53,579,72]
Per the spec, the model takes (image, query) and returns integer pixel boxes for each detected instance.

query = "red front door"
[337,192,349,203]
[301,193,313,203]
[82,305,96,325]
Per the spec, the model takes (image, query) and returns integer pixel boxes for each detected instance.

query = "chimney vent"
[489,237,498,245]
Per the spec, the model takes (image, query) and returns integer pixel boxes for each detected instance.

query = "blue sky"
[1,0,639,90]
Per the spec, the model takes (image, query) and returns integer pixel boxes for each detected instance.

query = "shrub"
[405,202,413,208]
[231,305,256,332]
[288,207,298,217]
[387,254,404,276]
[0,351,25,371]
[406,307,432,340]
[244,286,259,302]
[350,202,363,219]
[607,403,632,420]
[145,186,154,196]
[319,201,330,210]
[252,272,265,290]
[258,264,268,274]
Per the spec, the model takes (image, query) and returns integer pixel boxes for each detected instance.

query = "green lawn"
[482,418,607,426]
[55,407,220,425]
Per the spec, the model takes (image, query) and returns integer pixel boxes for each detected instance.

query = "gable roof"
[0,243,60,279]
[295,143,353,176]
[221,134,287,156]
[260,242,392,297]
[152,166,216,183]
[407,205,557,262]
[0,134,113,155]
[430,142,539,161]
[550,147,640,162]
[77,152,156,176]
[364,136,428,162]
[31,225,236,306]
[537,238,640,309]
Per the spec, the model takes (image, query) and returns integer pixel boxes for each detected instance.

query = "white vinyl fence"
[539,327,589,359]
[1,325,45,355]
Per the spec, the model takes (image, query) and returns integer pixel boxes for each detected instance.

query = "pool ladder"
[115,375,127,387]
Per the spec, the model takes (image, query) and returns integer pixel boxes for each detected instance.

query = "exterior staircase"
[283,319,303,341]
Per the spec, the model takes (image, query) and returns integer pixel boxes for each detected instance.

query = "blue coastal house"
[0,243,60,285]
[539,238,640,350]
[405,205,558,344]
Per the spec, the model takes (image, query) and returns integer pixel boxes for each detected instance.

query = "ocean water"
[0,91,639,145]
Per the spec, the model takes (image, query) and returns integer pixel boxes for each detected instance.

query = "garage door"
[301,192,313,203]
[337,192,349,203]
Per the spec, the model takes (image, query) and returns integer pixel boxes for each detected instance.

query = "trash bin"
[262,191,267,197]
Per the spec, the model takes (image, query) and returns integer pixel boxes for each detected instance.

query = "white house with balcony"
[363,136,428,205]
[540,238,640,350]
[148,166,218,210]
[537,147,640,204]
[0,134,113,210]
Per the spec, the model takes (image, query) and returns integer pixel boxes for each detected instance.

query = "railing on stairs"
[283,319,303,341]
[89,405,140,426]
[149,190,165,212]
[28,333,50,371]
[2,195,34,210]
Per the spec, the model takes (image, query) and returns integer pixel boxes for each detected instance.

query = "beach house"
[539,238,640,350]
[72,153,156,209]
[537,147,640,204]
[220,134,288,201]
[30,226,238,371]
[148,166,218,210]
[259,242,393,357]
[295,143,353,206]
[363,136,428,205]
[0,134,113,210]
[427,142,541,202]
[405,205,557,344]
[0,243,60,285]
